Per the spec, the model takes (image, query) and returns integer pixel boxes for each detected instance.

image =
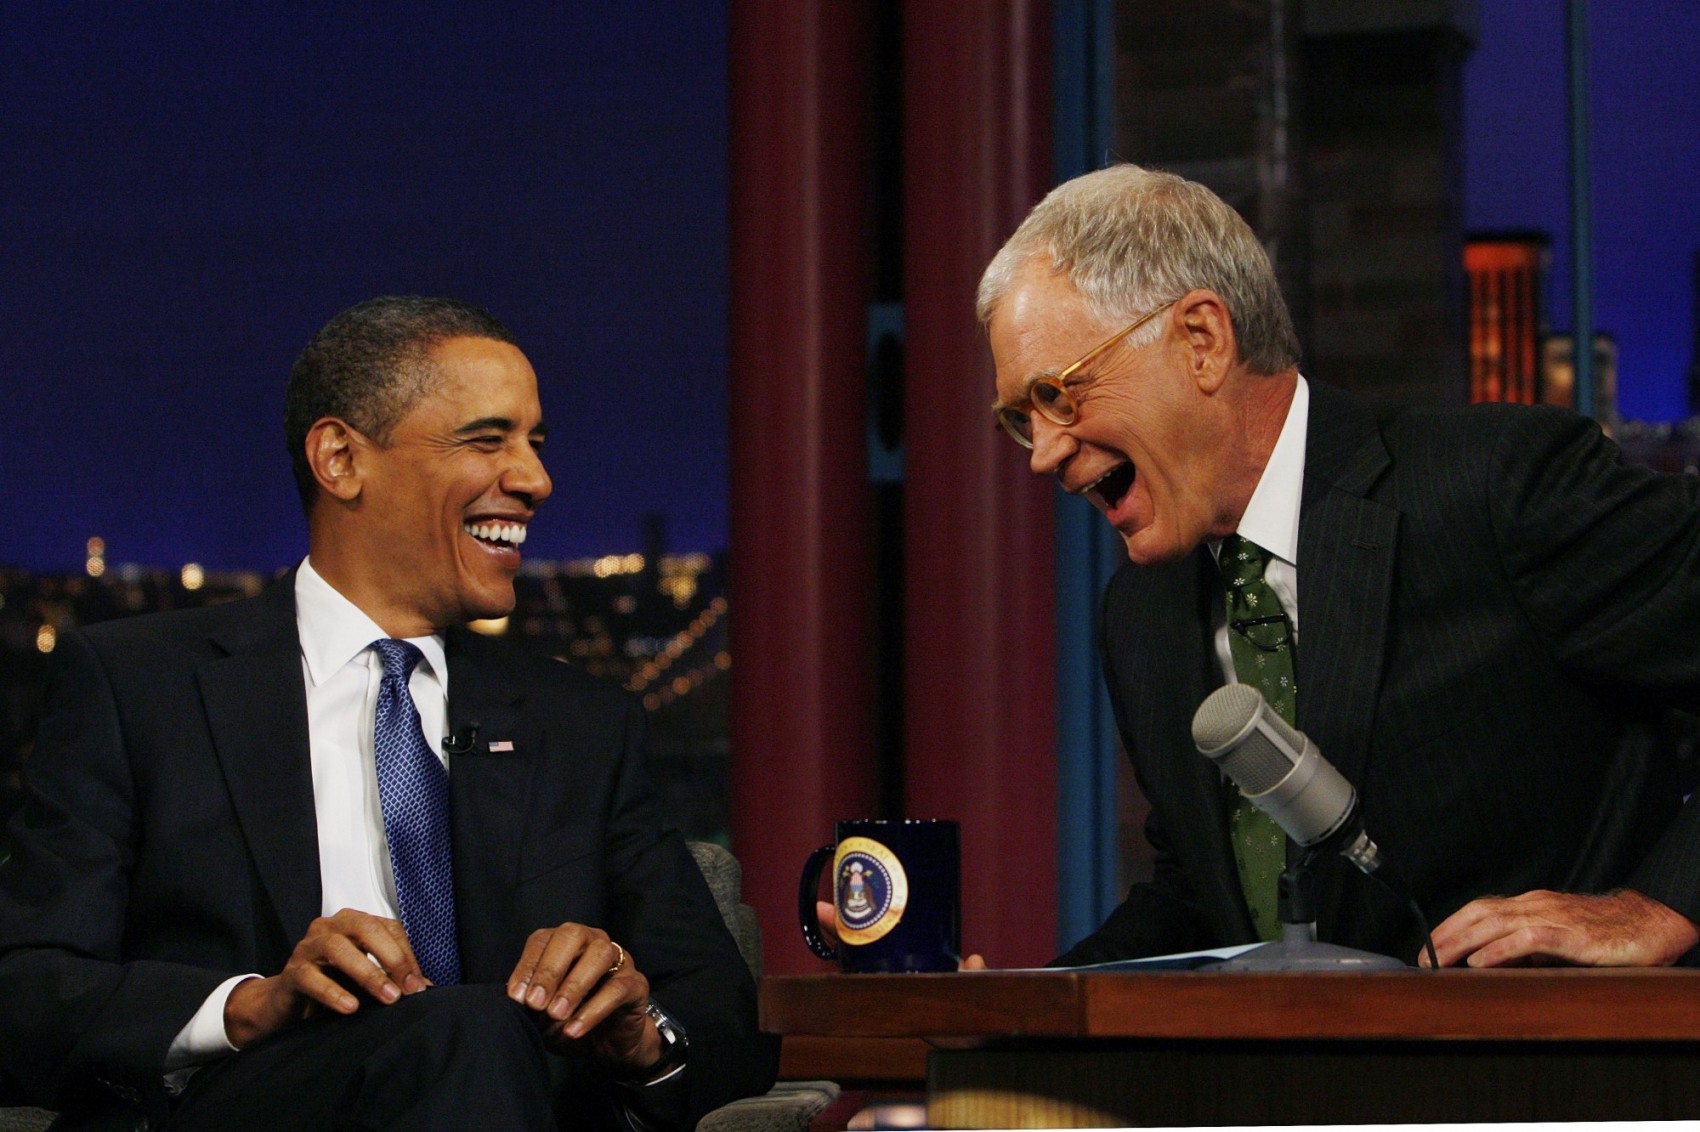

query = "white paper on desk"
[986,943,1262,973]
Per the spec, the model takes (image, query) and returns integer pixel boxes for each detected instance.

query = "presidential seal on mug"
[833,837,908,945]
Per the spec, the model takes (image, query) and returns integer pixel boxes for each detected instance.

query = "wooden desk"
[762,969,1700,1126]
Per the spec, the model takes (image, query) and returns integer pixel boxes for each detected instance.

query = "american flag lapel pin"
[488,739,515,753]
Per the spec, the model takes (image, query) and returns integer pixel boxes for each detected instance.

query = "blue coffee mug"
[798,818,961,973]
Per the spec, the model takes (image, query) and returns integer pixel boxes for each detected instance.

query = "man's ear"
[304,418,364,504]
[1176,289,1237,394]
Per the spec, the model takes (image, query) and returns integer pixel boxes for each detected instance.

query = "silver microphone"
[1191,683,1380,874]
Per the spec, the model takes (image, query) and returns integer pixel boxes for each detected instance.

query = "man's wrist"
[622,1000,688,1085]
[222,974,275,1049]
[1620,888,1700,964]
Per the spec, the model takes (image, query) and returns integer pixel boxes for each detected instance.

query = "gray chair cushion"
[696,1080,841,1132]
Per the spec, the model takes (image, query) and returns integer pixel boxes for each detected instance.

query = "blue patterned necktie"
[370,638,461,985]
[1218,535,1294,942]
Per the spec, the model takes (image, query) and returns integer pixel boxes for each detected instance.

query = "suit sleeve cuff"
[164,973,255,1072]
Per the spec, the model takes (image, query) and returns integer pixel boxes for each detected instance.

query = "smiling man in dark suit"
[0,297,775,1129]
[981,165,1700,969]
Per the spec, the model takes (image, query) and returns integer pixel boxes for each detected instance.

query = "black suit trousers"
[164,986,557,1132]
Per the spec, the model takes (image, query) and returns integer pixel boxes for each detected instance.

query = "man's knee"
[167,985,553,1131]
[357,985,553,1127]
[381,983,546,1070]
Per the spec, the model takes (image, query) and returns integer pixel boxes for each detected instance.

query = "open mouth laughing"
[1082,461,1136,511]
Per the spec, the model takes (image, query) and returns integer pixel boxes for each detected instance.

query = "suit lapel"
[1296,384,1399,788]
[443,629,531,923]
[1121,552,1250,938]
[1295,384,1399,936]
[199,578,322,943]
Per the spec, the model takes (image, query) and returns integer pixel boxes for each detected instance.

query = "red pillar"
[726,0,880,975]
[903,1,1058,968]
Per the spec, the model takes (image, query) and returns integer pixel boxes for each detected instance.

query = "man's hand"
[507,923,660,1072]
[224,909,429,1048]
[1424,889,1700,968]
[814,901,987,970]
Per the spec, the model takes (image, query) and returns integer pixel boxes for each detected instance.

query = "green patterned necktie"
[1218,534,1294,941]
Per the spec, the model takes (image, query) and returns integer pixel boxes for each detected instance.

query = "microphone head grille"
[1219,731,1295,795]
[1191,684,1264,752]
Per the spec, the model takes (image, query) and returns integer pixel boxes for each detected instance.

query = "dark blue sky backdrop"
[2,3,730,572]
[3,2,1697,573]
[1465,1,1700,422]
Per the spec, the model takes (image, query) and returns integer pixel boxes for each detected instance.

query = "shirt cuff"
[164,974,256,1073]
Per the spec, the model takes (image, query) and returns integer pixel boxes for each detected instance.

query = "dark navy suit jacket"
[0,577,775,1124]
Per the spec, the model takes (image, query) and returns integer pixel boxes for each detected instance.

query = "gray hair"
[976,164,1299,374]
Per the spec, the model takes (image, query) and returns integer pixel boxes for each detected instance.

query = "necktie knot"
[1219,534,1270,590]
[370,638,424,681]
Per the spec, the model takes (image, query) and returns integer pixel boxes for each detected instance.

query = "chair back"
[686,840,763,978]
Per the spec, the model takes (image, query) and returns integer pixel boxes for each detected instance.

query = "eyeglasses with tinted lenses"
[995,300,1178,449]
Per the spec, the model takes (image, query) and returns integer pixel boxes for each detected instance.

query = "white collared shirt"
[296,557,450,922]
[167,557,450,1072]
[1210,375,1309,681]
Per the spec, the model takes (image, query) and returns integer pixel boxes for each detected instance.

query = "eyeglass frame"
[993,298,1179,449]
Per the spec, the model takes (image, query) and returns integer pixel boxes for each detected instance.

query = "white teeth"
[463,521,527,546]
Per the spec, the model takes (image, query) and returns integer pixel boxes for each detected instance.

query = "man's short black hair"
[284,295,516,513]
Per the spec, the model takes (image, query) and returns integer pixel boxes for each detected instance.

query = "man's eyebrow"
[989,371,1057,412]
[454,417,549,438]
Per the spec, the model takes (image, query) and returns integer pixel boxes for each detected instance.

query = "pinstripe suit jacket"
[1059,381,1700,965]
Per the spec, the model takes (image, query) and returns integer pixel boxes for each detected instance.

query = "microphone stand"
[1215,847,1408,971]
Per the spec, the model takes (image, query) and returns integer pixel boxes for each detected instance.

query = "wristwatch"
[639,999,689,1082]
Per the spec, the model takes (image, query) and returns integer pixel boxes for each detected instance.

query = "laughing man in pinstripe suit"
[982,165,1700,969]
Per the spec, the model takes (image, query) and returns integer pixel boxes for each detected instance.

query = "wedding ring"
[608,941,626,975]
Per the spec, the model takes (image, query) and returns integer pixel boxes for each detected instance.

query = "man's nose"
[505,445,553,507]
[1027,415,1075,476]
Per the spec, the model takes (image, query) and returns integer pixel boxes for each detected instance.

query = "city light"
[86,557,106,578]
[624,595,727,696]
[36,625,56,653]
[586,553,646,578]
[180,563,205,591]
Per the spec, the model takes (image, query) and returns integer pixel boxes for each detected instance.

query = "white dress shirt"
[165,558,449,1072]
[1210,374,1309,681]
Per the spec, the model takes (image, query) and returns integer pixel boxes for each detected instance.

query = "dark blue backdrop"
[1,2,729,572]
[3,1,1696,573]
